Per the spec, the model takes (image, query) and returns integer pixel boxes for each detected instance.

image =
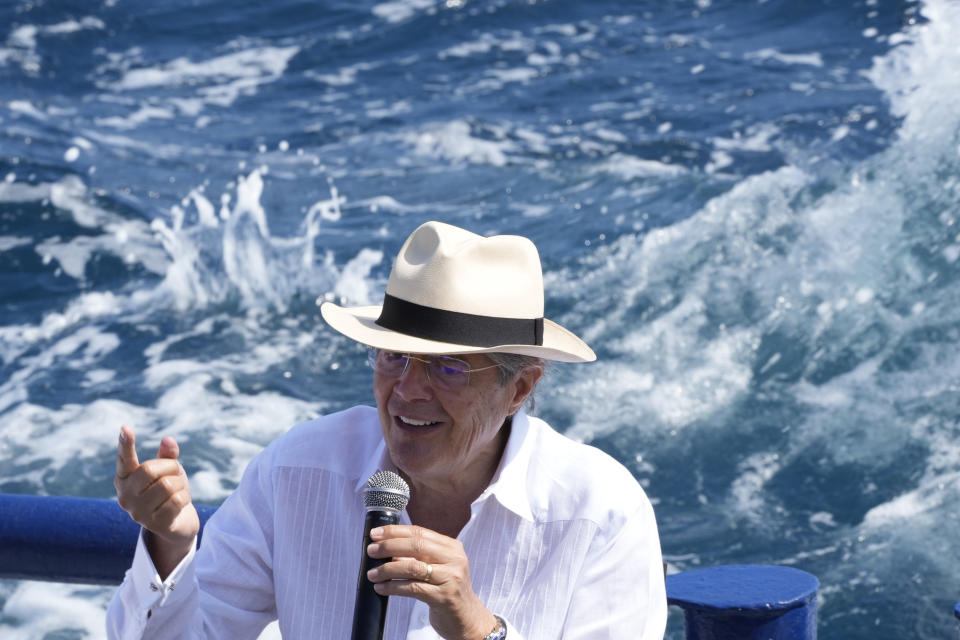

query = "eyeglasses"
[367,348,502,391]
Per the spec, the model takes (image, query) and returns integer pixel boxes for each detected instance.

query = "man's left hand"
[365,524,497,640]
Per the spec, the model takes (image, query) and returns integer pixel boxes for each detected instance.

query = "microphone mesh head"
[364,470,410,512]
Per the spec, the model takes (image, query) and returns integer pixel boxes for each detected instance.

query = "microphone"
[351,470,410,640]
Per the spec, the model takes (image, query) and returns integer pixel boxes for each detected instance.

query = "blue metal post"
[0,493,215,585]
[667,564,819,640]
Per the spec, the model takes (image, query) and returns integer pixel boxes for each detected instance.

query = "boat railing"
[0,492,821,639]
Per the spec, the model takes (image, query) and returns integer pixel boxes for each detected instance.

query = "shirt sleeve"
[560,497,667,640]
[105,448,278,640]
[105,529,199,640]
[501,616,525,640]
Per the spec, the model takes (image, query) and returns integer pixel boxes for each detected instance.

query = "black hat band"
[375,293,544,348]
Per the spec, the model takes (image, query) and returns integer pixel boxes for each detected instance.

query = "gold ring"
[423,563,433,583]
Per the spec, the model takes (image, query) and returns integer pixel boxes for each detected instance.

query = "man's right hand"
[115,424,200,580]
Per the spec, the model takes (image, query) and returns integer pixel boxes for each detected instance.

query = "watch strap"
[483,614,506,640]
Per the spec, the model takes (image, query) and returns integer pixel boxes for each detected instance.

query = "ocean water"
[1,0,958,637]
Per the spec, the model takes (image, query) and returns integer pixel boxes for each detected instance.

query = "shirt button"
[149,583,159,592]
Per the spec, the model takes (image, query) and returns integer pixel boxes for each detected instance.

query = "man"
[108,221,667,639]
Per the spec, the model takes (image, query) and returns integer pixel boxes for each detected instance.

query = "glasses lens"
[368,350,473,390]
[369,349,407,375]
[427,356,471,389]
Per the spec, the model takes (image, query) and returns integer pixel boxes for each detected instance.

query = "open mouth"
[397,415,442,428]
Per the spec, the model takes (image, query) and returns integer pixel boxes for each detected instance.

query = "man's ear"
[508,364,544,414]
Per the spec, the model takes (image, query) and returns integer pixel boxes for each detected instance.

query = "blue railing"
[0,493,821,639]
[0,493,216,584]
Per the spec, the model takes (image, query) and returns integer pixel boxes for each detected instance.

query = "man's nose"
[394,357,434,400]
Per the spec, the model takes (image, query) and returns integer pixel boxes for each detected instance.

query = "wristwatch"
[483,615,506,640]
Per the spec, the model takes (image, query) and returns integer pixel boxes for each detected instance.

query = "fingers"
[367,525,458,562]
[366,524,490,639]
[114,426,188,522]
[366,525,463,588]
[367,557,437,585]
[141,471,190,513]
[116,425,140,479]
[149,483,193,527]
[122,471,187,522]
[116,458,183,509]
[113,426,199,559]
[156,436,180,460]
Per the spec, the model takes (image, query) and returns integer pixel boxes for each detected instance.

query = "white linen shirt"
[107,406,666,640]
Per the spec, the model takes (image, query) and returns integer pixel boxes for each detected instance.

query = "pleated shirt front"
[107,406,666,640]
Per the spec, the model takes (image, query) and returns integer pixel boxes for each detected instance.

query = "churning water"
[1,0,958,637]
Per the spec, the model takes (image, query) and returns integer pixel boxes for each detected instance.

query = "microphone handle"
[351,509,399,640]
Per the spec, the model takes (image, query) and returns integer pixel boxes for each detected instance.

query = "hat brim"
[321,302,596,363]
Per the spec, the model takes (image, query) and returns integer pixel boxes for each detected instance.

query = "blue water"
[2,0,959,637]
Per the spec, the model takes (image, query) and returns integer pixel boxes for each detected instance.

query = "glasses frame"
[367,348,502,390]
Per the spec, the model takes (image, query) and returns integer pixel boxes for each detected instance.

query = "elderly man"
[108,221,667,639]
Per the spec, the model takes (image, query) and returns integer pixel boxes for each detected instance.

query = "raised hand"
[114,425,200,579]
[364,524,497,640]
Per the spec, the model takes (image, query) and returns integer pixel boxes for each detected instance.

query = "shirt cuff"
[129,528,198,613]
[501,614,524,640]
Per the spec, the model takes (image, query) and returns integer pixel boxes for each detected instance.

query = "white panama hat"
[320,221,596,363]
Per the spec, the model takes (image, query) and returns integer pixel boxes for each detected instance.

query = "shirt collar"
[353,437,394,494]
[477,408,536,522]
[353,408,538,522]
